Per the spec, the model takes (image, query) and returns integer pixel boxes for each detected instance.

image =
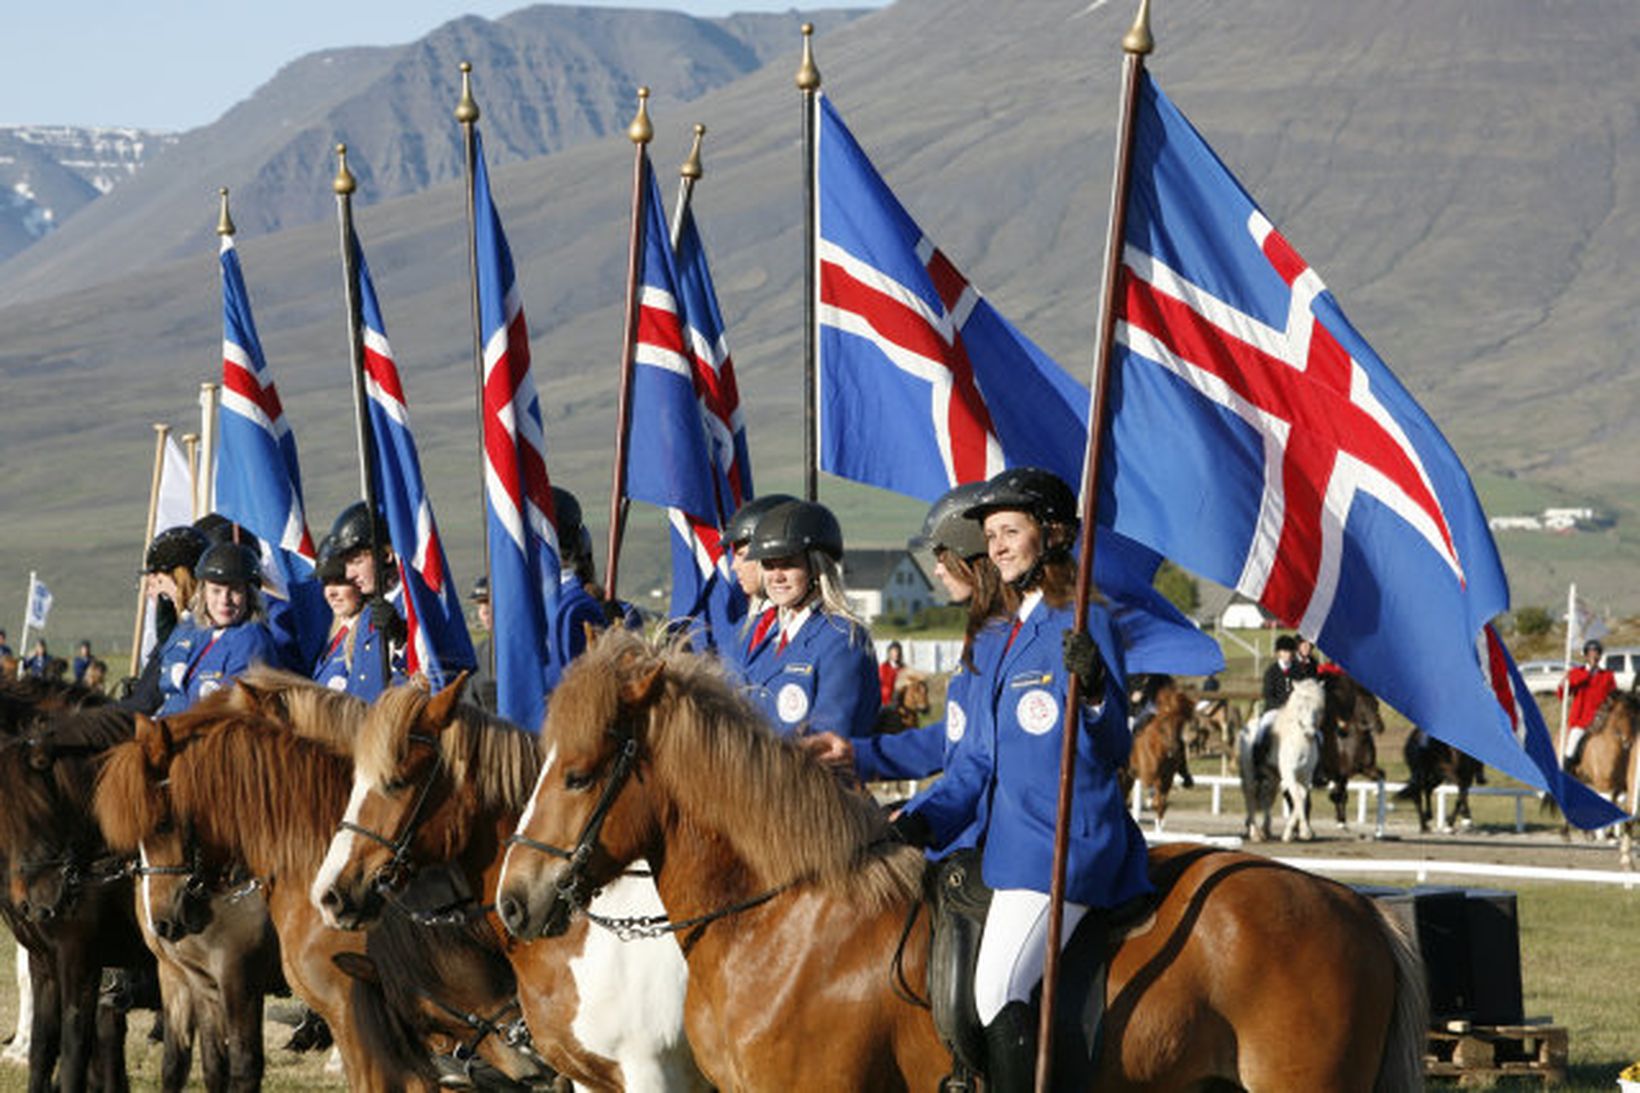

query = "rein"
[338,731,443,891]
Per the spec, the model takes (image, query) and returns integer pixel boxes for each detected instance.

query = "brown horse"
[94,712,282,1093]
[308,673,705,1091]
[1400,730,1484,833]
[1316,672,1388,827]
[498,629,1428,1092]
[1566,691,1638,864]
[0,706,151,1093]
[1125,686,1195,830]
[874,671,933,734]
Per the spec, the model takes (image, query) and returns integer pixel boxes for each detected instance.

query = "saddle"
[924,850,1156,1091]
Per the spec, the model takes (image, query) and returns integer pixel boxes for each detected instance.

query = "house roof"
[843,548,931,591]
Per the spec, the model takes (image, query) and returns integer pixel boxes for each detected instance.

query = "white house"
[1219,602,1269,630]
[842,549,935,624]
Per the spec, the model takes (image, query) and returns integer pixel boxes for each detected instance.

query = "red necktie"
[776,630,790,655]
[749,607,777,652]
[1003,618,1022,653]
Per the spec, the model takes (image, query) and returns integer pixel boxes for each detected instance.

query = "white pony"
[1240,679,1325,842]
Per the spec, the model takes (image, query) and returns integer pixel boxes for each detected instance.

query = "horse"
[1400,730,1484,834]
[0,705,153,1093]
[497,629,1428,1091]
[305,670,705,1092]
[1192,695,1242,757]
[1240,679,1326,842]
[93,711,283,1093]
[1125,686,1196,830]
[1315,671,1388,827]
[1564,691,1638,864]
[874,670,932,734]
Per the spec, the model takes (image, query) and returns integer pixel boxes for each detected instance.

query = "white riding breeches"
[973,888,1088,1025]
[1563,725,1587,759]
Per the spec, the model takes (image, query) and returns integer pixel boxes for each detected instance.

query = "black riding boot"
[982,1000,1037,1093]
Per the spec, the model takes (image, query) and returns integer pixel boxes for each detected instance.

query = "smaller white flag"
[156,434,194,534]
[25,576,53,630]
[1568,593,1609,648]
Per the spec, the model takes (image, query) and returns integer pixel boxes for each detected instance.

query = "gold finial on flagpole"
[628,87,653,145]
[216,187,236,237]
[455,61,481,124]
[1122,0,1154,55]
[795,23,821,91]
[332,143,357,196]
[680,124,705,180]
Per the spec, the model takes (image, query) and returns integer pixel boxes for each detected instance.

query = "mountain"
[0,126,173,263]
[0,5,862,308]
[1,0,1638,651]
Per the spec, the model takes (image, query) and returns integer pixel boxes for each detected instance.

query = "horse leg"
[55,948,101,1093]
[2,945,30,1065]
[216,951,268,1093]
[152,957,196,1093]
[1331,775,1349,827]
[26,954,61,1093]
[95,992,130,1093]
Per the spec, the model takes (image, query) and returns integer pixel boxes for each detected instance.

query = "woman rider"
[310,533,391,698]
[156,541,280,716]
[714,493,796,668]
[806,482,1009,803]
[736,499,879,738]
[892,467,1151,1092]
[119,525,210,713]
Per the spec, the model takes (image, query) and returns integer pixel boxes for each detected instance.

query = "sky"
[3,0,889,131]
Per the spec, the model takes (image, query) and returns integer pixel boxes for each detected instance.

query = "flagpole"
[456,62,495,682]
[334,144,394,683]
[669,124,705,251]
[1036,3,1152,1089]
[128,423,170,678]
[1557,581,1575,760]
[604,88,654,605]
[181,433,200,520]
[17,572,37,678]
[198,378,219,516]
[796,23,821,503]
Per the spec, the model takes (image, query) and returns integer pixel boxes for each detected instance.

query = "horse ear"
[619,662,666,709]
[229,677,267,711]
[331,952,382,985]
[582,620,603,651]
[134,716,170,770]
[421,672,470,732]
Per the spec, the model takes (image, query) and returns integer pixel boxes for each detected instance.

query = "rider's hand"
[800,731,855,771]
[369,598,408,647]
[1062,629,1108,700]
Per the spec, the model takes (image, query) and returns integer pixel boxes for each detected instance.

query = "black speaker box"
[1355,885,1522,1025]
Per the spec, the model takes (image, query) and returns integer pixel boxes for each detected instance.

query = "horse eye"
[564,771,594,792]
[383,778,409,794]
[155,817,174,835]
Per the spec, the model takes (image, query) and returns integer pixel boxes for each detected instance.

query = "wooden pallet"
[1424,1020,1568,1087]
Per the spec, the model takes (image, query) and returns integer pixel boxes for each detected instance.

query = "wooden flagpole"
[796,24,821,503]
[128,423,171,677]
[181,433,200,520]
[455,62,495,681]
[603,87,654,605]
[669,124,705,251]
[333,143,393,683]
[1036,3,1152,1089]
[198,379,218,516]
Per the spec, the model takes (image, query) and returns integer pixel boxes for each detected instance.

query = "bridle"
[337,731,444,892]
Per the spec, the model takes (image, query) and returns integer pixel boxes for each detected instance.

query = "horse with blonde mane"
[1241,679,1326,842]
[498,629,1428,1092]
[309,673,704,1092]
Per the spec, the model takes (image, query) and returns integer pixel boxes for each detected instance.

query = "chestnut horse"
[93,712,282,1093]
[305,672,705,1092]
[1566,692,1638,864]
[1125,686,1195,830]
[498,630,1428,1092]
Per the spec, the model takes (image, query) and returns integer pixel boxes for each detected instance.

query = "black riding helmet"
[144,526,210,574]
[723,493,799,549]
[744,500,844,562]
[196,542,263,587]
[314,533,349,585]
[550,486,586,557]
[194,513,264,557]
[909,482,988,562]
[329,501,389,558]
[961,466,1080,530]
[1584,638,1604,656]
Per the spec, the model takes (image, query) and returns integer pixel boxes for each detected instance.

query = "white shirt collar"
[1017,590,1044,623]
[779,603,814,642]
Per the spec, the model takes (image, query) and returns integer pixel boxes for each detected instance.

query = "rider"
[155,541,280,716]
[891,467,1150,1093]
[310,533,391,699]
[1559,638,1616,770]
[736,499,879,738]
[118,525,210,713]
[718,493,797,667]
[468,576,498,710]
[541,486,608,692]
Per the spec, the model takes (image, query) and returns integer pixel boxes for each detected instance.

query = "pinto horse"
[498,629,1428,1092]
[1316,672,1388,827]
[93,712,282,1093]
[1125,686,1195,830]
[0,705,152,1093]
[305,672,705,1092]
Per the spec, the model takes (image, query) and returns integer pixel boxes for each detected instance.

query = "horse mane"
[93,739,169,854]
[1154,686,1192,721]
[33,704,135,753]
[208,665,367,752]
[167,718,354,880]
[0,735,109,856]
[356,685,541,814]
[556,630,923,912]
[0,674,109,736]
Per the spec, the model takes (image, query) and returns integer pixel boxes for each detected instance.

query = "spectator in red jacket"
[879,641,904,708]
[1558,638,1616,767]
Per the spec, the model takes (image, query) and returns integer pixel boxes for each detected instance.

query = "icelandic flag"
[1101,73,1623,827]
[215,234,327,668]
[353,230,477,689]
[814,93,1220,677]
[473,130,560,734]
[626,161,749,650]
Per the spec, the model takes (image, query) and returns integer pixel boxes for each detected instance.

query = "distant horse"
[1565,691,1638,865]
[498,629,1427,1092]
[1126,686,1196,830]
[1240,679,1326,842]
[305,670,704,1092]
[0,705,152,1093]
[1193,696,1243,756]
[1400,731,1484,833]
[1315,672,1388,827]
[874,671,932,734]
[94,712,282,1093]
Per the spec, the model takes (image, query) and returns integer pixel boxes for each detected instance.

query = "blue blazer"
[157,620,280,716]
[311,614,403,701]
[739,609,879,738]
[546,578,606,694]
[904,600,1152,908]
